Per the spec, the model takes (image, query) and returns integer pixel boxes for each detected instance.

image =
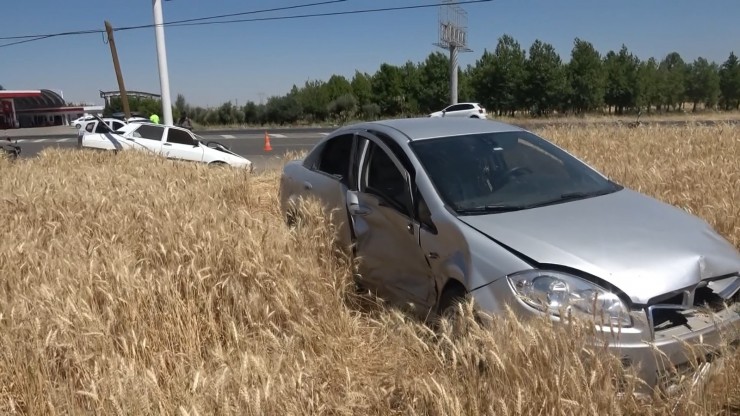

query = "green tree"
[471,35,527,116]
[636,58,662,113]
[400,61,422,115]
[567,38,605,114]
[417,52,450,113]
[328,93,358,123]
[372,63,405,116]
[686,58,721,111]
[265,94,302,125]
[524,39,567,116]
[297,80,330,121]
[604,46,640,114]
[350,71,373,108]
[174,94,188,115]
[719,52,740,110]
[658,52,687,110]
[242,101,260,125]
[325,75,352,102]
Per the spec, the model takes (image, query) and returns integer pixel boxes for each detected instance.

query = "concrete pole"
[449,45,458,105]
[153,0,173,125]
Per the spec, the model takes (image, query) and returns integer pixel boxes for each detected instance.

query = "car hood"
[459,189,740,305]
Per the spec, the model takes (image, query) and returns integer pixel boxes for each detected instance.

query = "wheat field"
[0,123,738,415]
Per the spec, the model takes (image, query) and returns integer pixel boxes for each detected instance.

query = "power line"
[0,0,351,41]
[0,0,493,50]
[161,0,493,29]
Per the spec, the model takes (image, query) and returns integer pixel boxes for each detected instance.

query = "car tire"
[75,123,81,129]
[437,282,468,319]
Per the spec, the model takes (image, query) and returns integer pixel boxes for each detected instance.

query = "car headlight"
[507,270,632,328]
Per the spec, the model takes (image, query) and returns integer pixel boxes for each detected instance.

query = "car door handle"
[163,143,172,146]
[348,203,371,216]
[303,181,312,190]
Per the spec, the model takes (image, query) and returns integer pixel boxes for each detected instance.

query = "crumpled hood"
[460,189,740,305]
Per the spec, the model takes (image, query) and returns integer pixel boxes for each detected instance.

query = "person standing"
[177,112,193,130]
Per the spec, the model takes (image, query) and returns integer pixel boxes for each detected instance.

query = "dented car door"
[347,132,435,311]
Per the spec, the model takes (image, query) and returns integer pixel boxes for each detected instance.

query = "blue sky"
[2,0,738,107]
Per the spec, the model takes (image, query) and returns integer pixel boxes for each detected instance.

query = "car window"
[315,134,353,184]
[166,128,195,146]
[446,104,465,112]
[462,104,475,110]
[133,124,165,141]
[411,131,620,212]
[85,122,95,133]
[94,122,109,133]
[111,121,125,131]
[361,142,411,215]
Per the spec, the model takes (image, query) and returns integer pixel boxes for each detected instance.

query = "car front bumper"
[471,278,740,389]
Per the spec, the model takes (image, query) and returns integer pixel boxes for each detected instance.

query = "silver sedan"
[279,117,740,388]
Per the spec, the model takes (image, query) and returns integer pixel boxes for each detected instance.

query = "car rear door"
[347,132,435,311]
[293,133,355,249]
[162,127,204,162]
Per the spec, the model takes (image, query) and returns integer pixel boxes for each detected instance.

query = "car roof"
[340,117,524,141]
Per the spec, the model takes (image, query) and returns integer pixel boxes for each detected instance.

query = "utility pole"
[105,21,131,120]
[153,0,173,125]
[434,0,472,105]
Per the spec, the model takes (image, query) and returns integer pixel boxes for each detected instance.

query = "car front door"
[162,127,204,162]
[347,133,435,312]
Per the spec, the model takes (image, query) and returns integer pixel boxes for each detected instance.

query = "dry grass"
[498,111,740,126]
[0,123,738,415]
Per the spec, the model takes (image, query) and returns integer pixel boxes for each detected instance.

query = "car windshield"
[410,131,622,214]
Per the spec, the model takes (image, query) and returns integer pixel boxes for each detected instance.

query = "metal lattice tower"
[434,0,473,105]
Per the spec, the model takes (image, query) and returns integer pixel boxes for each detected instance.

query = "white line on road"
[319,133,330,136]
[57,138,72,143]
[220,134,236,139]
[269,133,287,138]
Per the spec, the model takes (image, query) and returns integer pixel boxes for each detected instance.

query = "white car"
[429,102,487,119]
[81,118,253,170]
[83,117,128,134]
[71,115,96,129]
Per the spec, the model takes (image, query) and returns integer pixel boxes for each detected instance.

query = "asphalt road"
[12,130,330,171]
[10,118,740,170]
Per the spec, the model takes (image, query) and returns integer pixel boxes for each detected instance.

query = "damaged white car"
[81,116,253,170]
[279,117,740,389]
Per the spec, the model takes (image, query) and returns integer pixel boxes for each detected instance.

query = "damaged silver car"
[279,117,740,388]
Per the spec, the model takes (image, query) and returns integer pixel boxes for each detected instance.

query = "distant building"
[0,89,104,129]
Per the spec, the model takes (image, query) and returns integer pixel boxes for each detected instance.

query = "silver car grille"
[646,275,740,338]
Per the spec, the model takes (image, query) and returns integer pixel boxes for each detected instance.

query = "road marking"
[57,138,72,142]
[35,138,50,143]
[220,134,236,139]
[269,133,287,138]
[15,139,29,143]
[319,133,330,136]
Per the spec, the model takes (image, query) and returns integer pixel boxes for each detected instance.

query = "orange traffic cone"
[263,131,272,152]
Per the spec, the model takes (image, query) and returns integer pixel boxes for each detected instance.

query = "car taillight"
[479,108,484,113]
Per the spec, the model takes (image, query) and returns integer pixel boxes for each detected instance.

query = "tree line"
[105,35,740,125]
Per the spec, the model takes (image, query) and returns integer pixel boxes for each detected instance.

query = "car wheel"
[75,123,81,129]
[431,281,467,328]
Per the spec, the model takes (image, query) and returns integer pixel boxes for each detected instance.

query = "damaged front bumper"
[471,274,740,390]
